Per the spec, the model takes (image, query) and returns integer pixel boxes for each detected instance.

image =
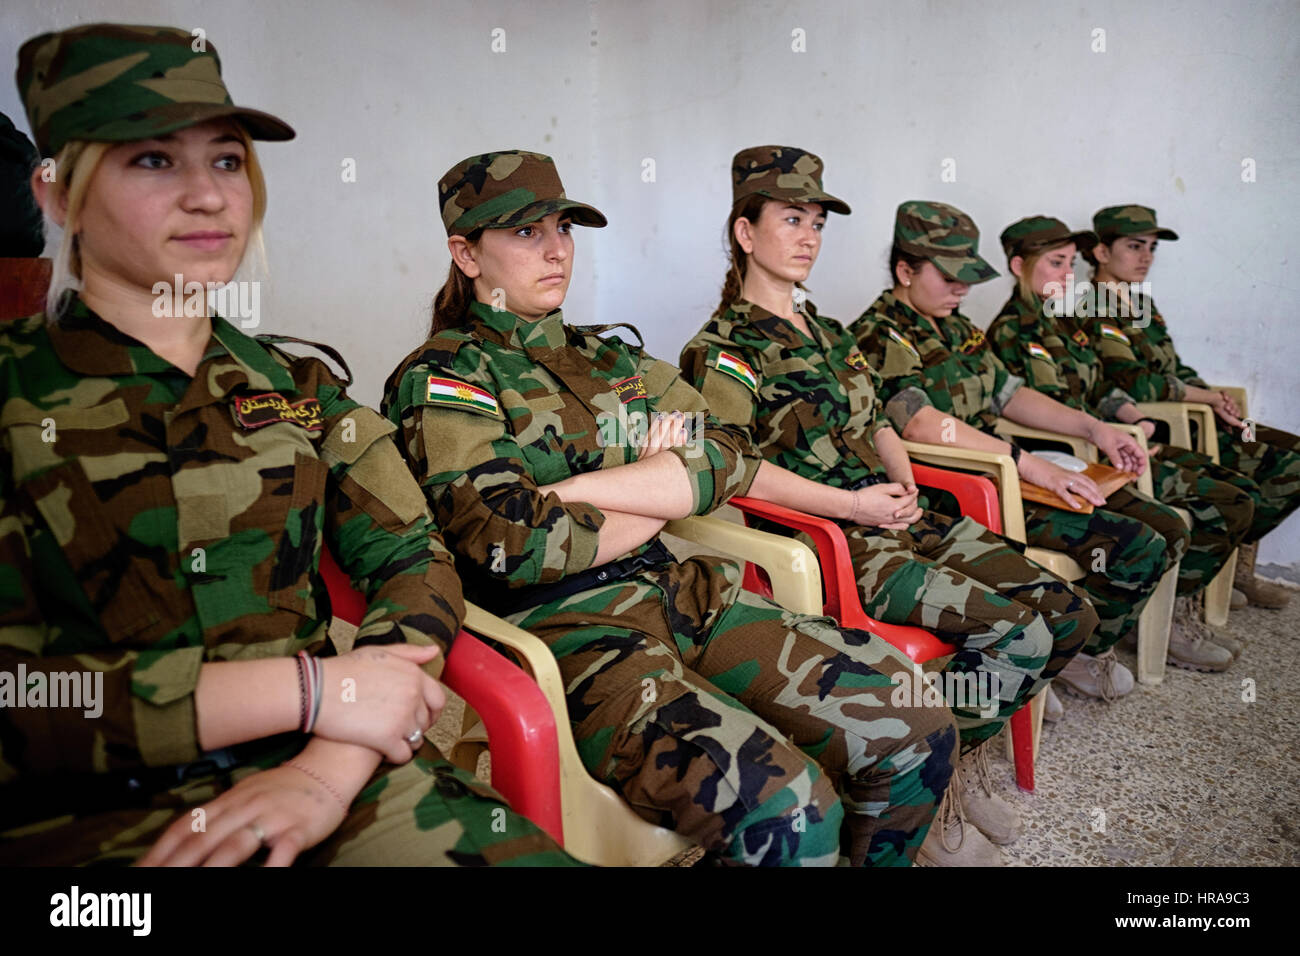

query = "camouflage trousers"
[1206,424,1300,543]
[1151,446,1254,595]
[846,511,1097,747]
[1024,486,1188,653]
[0,743,580,866]
[510,551,957,867]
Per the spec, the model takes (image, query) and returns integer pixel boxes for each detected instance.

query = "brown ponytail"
[714,195,768,318]
[428,231,483,337]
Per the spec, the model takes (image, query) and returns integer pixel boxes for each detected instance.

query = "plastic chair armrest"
[317,552,566,842]
[909,463,1003,534]
[442,628,564,843]
[723,498,856,622]
[663,513,822,616]
[994,417,1091,459]
[901,441,1027,543]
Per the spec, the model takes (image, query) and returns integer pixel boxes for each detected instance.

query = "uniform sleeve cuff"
[561,504,604,574]
[1167,375,1187,401]
[990,375,1025,416]
[885,387,934,432]
[131,645,205,766]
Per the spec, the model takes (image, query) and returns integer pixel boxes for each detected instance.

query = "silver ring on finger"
[406,729,424,746]
[247,821,266,845]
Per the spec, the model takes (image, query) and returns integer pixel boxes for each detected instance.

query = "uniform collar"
[880,290,956,340]
[729,297,826,350]
[468,299,568,352]
[48,296,296,394]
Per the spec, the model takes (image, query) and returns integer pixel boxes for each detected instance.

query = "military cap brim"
[476,197,608,232]
[1005,228,1101,260]
[930,253,1000,285]
[735,188,851,216]
[1099,225,1179,243]
[76,101,295,150]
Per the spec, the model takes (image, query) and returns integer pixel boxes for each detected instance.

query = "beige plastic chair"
[896,441,1061,764]
[451,514,821,866]
[992,419,1179,685]
[1135,399,1237,627]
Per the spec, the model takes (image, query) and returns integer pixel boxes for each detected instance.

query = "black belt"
[486,538,675,616]
[1,734,304,831]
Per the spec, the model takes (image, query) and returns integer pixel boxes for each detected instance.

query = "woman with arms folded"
[382,149,958,867]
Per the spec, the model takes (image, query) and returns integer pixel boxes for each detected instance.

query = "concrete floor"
[994,592,1299,866]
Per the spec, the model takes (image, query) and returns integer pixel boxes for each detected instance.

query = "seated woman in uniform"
[0,24,577,867]
[678,146,1097,867]
[987,215,1249,671]
[381,149,958,867]
[849,202,1191,706]
[1082,204,1300,612]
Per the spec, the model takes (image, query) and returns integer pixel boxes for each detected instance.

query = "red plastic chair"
[729,461,1040,792]
[318,547,566,843]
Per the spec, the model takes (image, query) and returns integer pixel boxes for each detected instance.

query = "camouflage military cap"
[894,200,998,284]
[999,216,1099,264]
[730,145,850,215]
[438,150,607,237]
[1092,204,1178,244]
[16,23,294,157]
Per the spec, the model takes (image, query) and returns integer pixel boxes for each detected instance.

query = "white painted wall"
[4,0,1298,565]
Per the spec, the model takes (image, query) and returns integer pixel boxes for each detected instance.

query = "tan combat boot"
[1235,542,1292,609]
[1168,594,1233,672]
[957,744,1021,844]
[1056,648,1135,701]
[1230,588,1248,611]
[1196,590,1243,659]
[916,773,1003,866]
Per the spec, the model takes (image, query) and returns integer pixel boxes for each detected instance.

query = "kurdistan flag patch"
[426,375,500,414]
[1098,323,1131,344]
[715,351,758,393]
[887,327,920,358]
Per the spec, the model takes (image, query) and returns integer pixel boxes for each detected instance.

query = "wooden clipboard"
[1020,462,1137,515]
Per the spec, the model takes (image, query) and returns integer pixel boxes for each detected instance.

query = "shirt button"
[434,770,467,799]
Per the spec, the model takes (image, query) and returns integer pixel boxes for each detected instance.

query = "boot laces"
[937,773,968,853]
[966,743,997,799]
[1174,594,1213,649]
[1089,650,1120,703]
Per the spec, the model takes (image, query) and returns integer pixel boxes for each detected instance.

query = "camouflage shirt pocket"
[18,458,161,641]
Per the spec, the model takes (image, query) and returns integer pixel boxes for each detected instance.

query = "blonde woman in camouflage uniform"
[1082,205,1300,611]
[679,146,1097,866]
[851,202,1191,706]
[382,149,958,867]
[0,24,579,867]
[987,216,1249,671]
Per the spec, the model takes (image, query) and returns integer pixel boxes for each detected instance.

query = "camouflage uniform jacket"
[678,299,891,489]
[0,299,462,780]
[382,300,761,599]
[987,293,1135,421]
[1086,293,1207,402]
[849,291,1024,433]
